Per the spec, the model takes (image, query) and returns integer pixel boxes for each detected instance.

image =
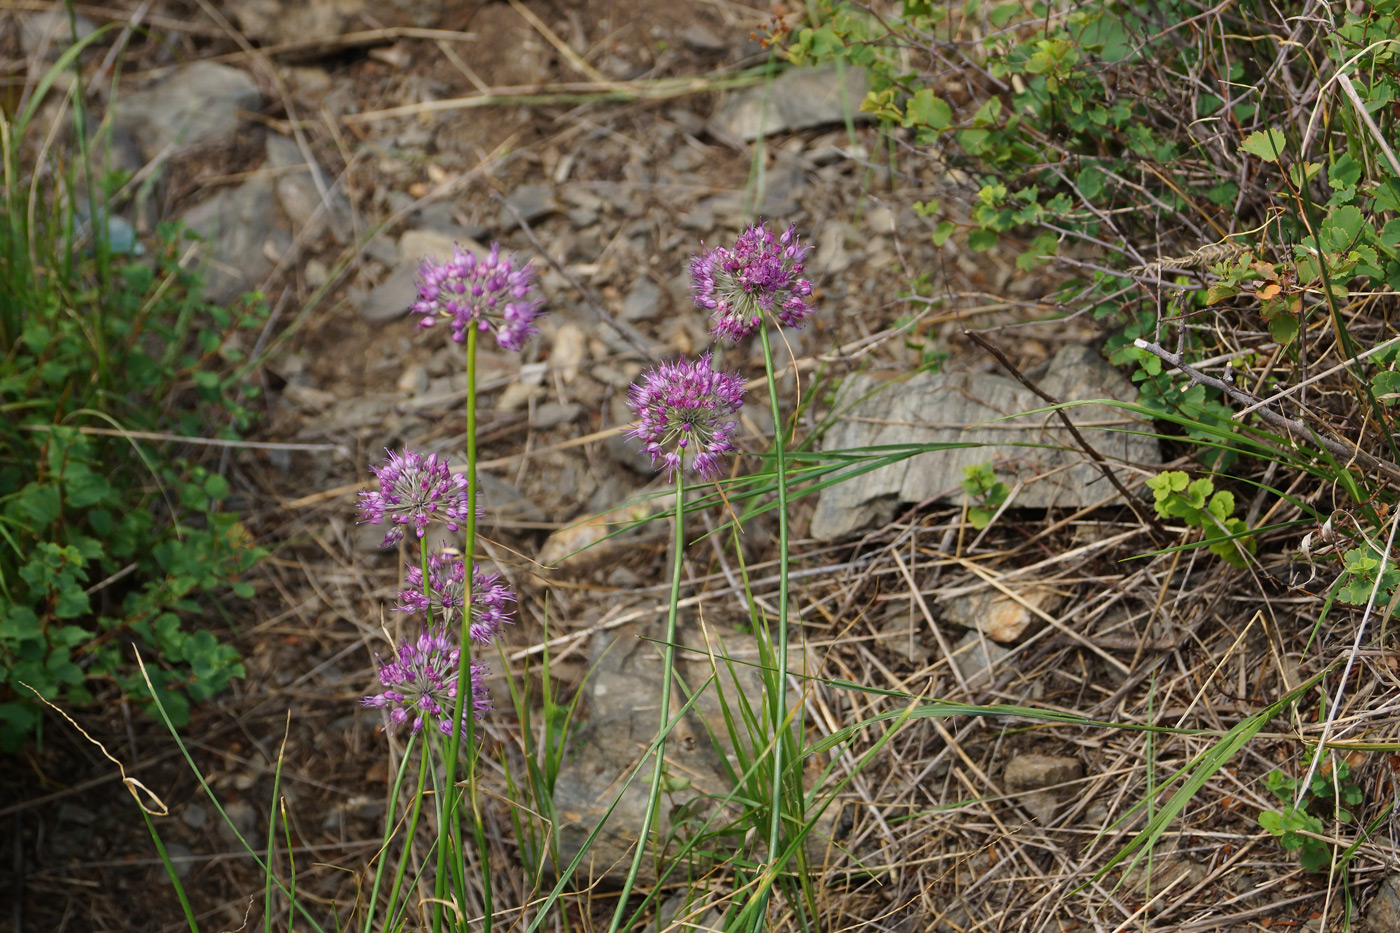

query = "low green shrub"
[0,40,266,750]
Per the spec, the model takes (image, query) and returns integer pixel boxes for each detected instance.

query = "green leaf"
[1375,177,1400,213]
[931,221,956,247]
[1329,153,1361,190]
[968,229,999,252]
[1372,370,1400,403]
[904,88,952,129]
[1240,128,1286,162]
[989,2,1020,26]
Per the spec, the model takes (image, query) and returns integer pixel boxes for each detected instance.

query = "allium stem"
[608,474,686,933]
[383,734,430,931]
[362,732,419,933]
[757,324,794,926]
[434,327,492,933]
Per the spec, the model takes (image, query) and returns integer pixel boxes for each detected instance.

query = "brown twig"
[1133,338,1400,486]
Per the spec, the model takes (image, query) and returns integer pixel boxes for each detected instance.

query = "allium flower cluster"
[356,448,475,548]
[627,352,745,481]
[396,549,516,644]
[362,628,491,734]
[690,222,813,344]
[412,242,544,351]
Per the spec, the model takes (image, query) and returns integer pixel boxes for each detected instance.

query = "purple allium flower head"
[356,448,475,548]
[690,222,813,344]
[411,242,544,351]
[396,549,516,644]
[626,352,745,481]
[361,628,492,734]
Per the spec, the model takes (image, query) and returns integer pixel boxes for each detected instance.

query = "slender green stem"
[434,327,491,933]
[385,740,432,929]
[608,474,686,933]
[281,798,297,933]
[362,733,420,933]
[757,325,792,927]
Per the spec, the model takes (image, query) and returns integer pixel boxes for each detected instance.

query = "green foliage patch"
[0,54,266,750]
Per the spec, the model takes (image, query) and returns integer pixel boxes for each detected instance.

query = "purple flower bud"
[626,352,745,481]
[361,628,492,734]
[395,548,516,644]
[690,222,813,344]
[411,242,545,352]
[356,448,475,548]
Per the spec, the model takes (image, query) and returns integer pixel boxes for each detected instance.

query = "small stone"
[1004,754,1082,826]
[564,207,598,227]
[874,611,932,663]
[265,134,351,242]
[1004,754,1082,791]
[304,258,329,288]
[164,842,197,880]
[680,24,728,53]
[229,0,367,44]
[551,322,587,383]
[943,585,1059,644]
[622,277,662,321]
[531,401,582,430]
[815,221,853,274]
[498,183,558,229]
[1370,875,1400,933]
[950,630,1009,692]
[399,229,482,265]
[864,204,898,233]
[20,10,96,58]
[360,266,416,322]
[217,800,261,849]
[497,381,543,411]
[182,804,208,830]
[117,62,262,160]
[709,66,869,141]
[361,232,483,323]
[396,362,428,395]
[179,177,284,302]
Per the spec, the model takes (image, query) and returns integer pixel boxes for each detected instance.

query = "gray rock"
[950,630,1009,692]
[942,585,1059,644]
[808,345,1161,540]
[117,62,261,160]
[709,66,869,142]
[1370,875,1400,933]
[622,277,663,322]
[360,264,418,323]
[475,470,545,525]
[1004,754,1082,791]
[681,24,729,54]
[531,401,582,431]
[182,804,208,830]
[415,201,487,241]
[264,134,352,243]
[179,177,285,302]
[228,0,366,44]
[814,221,853,274]
[361,230,484,323]
[553,622,813,883]
[873,610,932,663]
[20,10,96,58]
[163,842,197,880]
[217,800,262,850]
[1003,753,1082,825]
[498,183,558,229]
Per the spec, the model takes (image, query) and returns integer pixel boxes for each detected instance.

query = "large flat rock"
[808,345,1160,540]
